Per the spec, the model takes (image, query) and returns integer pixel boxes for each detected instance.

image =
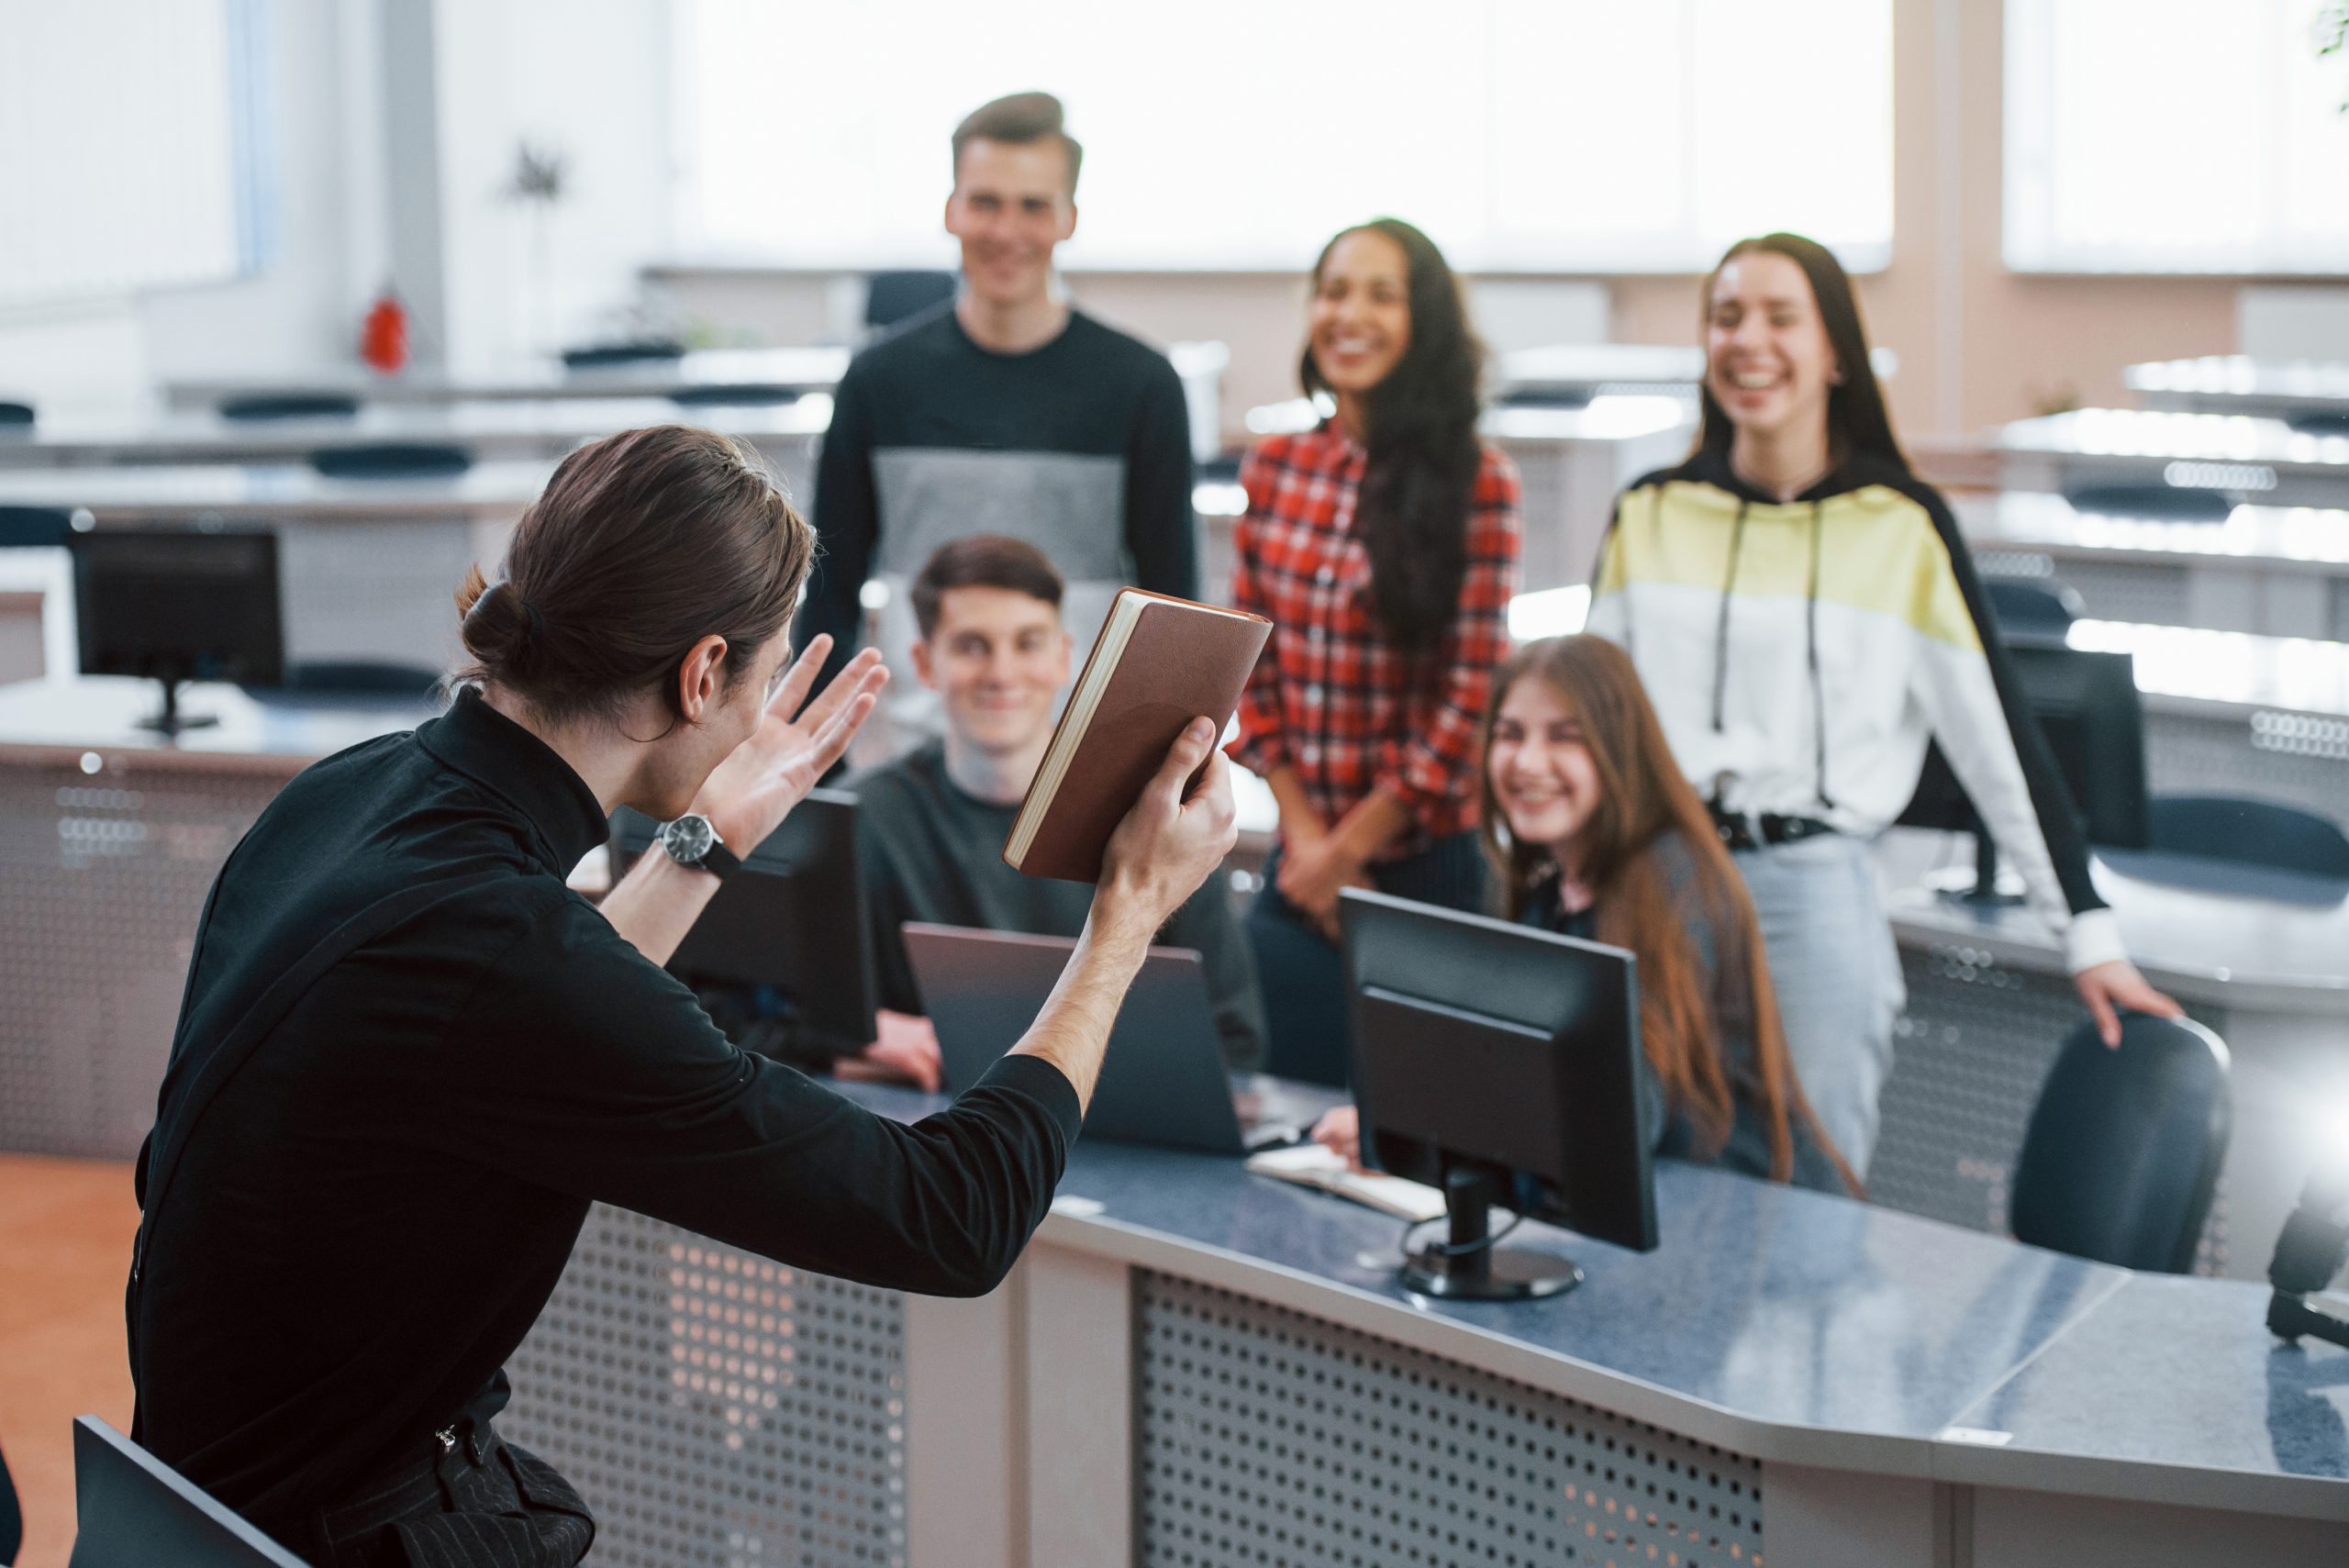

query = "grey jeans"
[1731,832,1907,1180]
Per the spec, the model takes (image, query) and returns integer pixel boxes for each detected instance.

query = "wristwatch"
[656,812,742,883]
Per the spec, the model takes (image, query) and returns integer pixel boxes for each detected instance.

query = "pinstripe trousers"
[312,1423,593,1568]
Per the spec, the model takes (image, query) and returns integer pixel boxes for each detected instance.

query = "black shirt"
[131,689,1080,1549]
[849,739,1266,1071]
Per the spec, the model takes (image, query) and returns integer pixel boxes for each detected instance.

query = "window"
[2006,0,2349,273]
[0,0,269,307]
[675,0,1893,273]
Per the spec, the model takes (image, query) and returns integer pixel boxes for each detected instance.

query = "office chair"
[863,270,957,332]
[0,401,33,427]
[669,383,803,407]
[0,506,74,549]
[219,393,361,421]
[308,442,473,479]
[562,339,685,370]
[1982,576,2083,640]
[2064,484,2233,523]
[2009,1013,2230,1273]
[2145,795,2349,880]
[66,1417,309,1568]
[276,661,444,698]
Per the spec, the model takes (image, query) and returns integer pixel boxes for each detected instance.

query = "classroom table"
[2128,354,2349,427]
[1957,491,2349,641]
[0,394,830,472]
[1998,407,2349,511]
[490,1079,2349,1568]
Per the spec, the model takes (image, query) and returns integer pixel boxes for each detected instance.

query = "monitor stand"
[1927,816,2026,909]
[1400,1166,1583,1303]
[135,677,220,738]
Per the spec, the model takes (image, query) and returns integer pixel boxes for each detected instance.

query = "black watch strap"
[695,839,742,883]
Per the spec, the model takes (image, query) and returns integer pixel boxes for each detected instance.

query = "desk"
[2128,355,2349,426]
[0,395,829,480]
[0,460,554,669]
[492,1082,2349,1568]
[0,678,433,1159]
[1241,395,1695,591]
[1873,829,2349,1287]
[1998,407,2349,510]
[1957,491,2349,641]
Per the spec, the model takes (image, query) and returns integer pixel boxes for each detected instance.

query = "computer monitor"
[1898,642,2149,904]
[68,526,284,735]
[1341,888,1658,1303]
[608,791,876,1060]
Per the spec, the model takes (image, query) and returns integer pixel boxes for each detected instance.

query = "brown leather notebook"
[1004,588,1271,884]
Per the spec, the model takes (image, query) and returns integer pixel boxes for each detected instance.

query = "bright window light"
[676,0,1893,273]
[2007,0,2349,273]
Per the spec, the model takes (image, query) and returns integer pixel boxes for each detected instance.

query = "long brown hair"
[1694,231,1908,476]
[1476,635,1857,1192]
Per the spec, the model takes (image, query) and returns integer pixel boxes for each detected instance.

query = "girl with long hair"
[1315,636,1857,1193]
[1586,232,2178,1174]
[1228,217,1523,1084]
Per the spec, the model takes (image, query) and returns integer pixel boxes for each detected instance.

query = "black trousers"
[311,1424,593,1568]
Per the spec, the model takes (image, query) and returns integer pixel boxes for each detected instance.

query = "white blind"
[676,0,1893,273]
[0,0,261,307]
[2006,0,2349,273]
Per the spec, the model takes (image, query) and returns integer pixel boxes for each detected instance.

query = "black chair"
[2009,1014,2230,1273]
[219,393,361,421]
[669,383,805,407]
[2064,484,2233,522]
[1497,385,1595,411]
[2146,794,2349,880]
[272,660,443,700]
[0,505,74,549]
[863,270,957,331]
[0,400,33,427]
[1982,576,2082,639]
[2284,409,2349,437]
[66,1416,308,1568]
[562,339,685,370]
[309,442,473,479]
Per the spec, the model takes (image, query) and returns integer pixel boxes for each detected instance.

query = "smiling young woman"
[1585,232,2180,1176]
[1226,217,1523,1084]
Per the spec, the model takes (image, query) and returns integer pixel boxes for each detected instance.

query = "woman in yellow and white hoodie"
[1588,232,2179,1177]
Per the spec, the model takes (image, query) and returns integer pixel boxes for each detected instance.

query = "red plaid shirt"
[1228,424,1521,856]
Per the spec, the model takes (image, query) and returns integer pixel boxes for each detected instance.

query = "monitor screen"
[609,792,875,1059]
[69,527,284,687]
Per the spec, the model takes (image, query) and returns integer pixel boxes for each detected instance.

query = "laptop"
[903,923,1319,1155]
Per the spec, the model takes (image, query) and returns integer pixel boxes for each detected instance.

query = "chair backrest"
[0,400,33,427]
[0,505,74,549]
[2147,794,2349,880]
[219,393,361,421]
[1983,575,2082,639]
[308,442,473,479]
[278,660,443,697]
[67,1417,309,1568]
[863,270,957,330]
[2009,1014,2230,1273]
[562,339,685,370]
[668,382,803,407]
[2064,483,2233,522]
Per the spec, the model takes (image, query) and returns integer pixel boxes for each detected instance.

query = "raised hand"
[694,636,887,853]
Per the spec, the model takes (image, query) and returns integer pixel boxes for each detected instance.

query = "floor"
[0,1155,138,1568]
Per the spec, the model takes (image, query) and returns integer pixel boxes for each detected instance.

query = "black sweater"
[129,689,1079,1549]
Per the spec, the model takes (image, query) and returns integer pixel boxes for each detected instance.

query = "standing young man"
[849,537,1264,1090]
[796,90,1199,737]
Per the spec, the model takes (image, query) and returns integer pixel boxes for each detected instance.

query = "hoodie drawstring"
[1709,498,1750,734]
[1806,500,1838,813]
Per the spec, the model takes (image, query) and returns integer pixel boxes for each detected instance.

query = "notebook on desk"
[903,923,1304,1156]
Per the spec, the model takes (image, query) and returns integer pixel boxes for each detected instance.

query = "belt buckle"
[435,1425,457,1458]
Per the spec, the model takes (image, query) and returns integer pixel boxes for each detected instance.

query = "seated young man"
[850,536,1265,1089]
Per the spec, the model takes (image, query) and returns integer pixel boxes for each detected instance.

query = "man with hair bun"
[796,89,1198,742]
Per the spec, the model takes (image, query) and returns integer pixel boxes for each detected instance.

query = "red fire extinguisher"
[360,286,409,375]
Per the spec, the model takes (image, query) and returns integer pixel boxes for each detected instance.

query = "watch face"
[662,812,715,864]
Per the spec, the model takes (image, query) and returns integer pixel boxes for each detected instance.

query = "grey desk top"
[0,458,555,520]
[1878,830,2349,1012]
[1245,392,1693,446]
[832,1077,2348,1516]
[1998,407,2349,472]
[0,675,436,768]
[0,395,829,468]
[2128,355,2349,418]
[160,347,852,409]
[1955,490,2349,574]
